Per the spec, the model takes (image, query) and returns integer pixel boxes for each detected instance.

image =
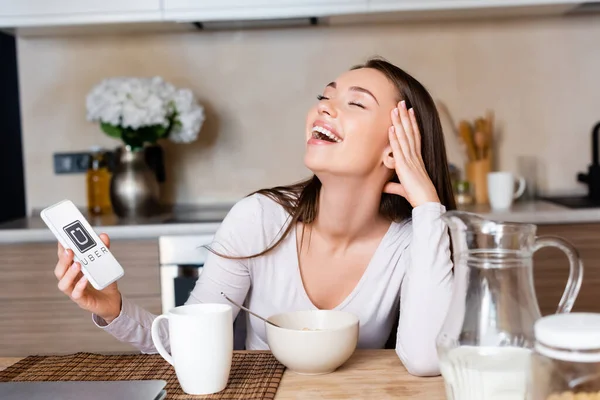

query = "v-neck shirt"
[94,193,454,376]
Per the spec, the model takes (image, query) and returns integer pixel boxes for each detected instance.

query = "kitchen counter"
[0,199,599,244]
[0,350,446,399]
[458,199,600,224]
[0,203,235,244]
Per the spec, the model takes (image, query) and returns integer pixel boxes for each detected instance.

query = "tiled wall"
[17,14,600,213]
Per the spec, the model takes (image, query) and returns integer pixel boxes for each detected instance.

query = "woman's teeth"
[311,126,342,143]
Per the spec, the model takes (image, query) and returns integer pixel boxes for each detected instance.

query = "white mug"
[151,303,233,395]
[487,171,527,210]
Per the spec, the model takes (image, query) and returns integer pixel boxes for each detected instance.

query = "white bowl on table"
[265,310,359,375]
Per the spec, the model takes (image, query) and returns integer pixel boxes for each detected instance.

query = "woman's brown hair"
[209,57,456,259]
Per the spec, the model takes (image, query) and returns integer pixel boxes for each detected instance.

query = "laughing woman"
[53,57,455,376]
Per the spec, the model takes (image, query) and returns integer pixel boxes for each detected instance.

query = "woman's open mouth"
[311,125,342,143]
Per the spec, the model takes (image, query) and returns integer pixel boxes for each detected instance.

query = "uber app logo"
[63,221,96,253]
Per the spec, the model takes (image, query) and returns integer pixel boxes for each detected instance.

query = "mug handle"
[513,176,527,199]
[151,315,174,366]
[533,236,584,314]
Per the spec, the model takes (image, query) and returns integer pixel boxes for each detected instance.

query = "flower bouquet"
[85,77,205,218]
[86,76,205,150]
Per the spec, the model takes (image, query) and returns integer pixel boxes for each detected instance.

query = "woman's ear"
[383,144,395,170]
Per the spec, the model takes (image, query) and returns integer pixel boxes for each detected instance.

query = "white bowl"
[265,310,359,375]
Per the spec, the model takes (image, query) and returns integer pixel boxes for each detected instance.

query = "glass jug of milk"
[437,211,584,400]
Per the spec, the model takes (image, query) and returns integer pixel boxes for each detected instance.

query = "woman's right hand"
[54,233,122,324]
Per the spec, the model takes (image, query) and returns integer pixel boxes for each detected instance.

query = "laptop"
[0,380,167,400]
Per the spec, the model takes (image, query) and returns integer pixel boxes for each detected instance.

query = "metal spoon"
[220,292,280,328]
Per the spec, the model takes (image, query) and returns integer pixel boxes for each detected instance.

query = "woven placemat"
[0,351,285,399]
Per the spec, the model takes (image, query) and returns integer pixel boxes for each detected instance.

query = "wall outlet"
[53,152,90,174]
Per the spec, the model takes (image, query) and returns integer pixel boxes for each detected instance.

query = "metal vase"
[110,146,161,219]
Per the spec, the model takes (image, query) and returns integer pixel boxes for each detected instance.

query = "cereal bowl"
[265,310,359,375]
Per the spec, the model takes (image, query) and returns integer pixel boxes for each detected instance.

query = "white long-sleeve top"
[93,193,454,376]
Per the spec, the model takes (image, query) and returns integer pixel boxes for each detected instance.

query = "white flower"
[86,76,204,143]
[168,88,205,144]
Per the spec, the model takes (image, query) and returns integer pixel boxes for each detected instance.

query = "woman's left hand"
[383,100,441,208]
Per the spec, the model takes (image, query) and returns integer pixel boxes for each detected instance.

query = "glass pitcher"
[436,211,583,400]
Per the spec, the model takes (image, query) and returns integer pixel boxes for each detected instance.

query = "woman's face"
[304,67,399,179]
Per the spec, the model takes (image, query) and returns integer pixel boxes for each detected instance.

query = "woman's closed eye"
[317,95,366,110]
[349,101,365,109]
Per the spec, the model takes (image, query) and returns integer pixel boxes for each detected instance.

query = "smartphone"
[40,199,124,290]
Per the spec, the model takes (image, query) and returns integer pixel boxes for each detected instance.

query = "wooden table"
[0,350,446,399]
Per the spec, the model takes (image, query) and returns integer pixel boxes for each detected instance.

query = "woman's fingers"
[57,262,81,295]
[388,125,406,167]
[391,100,425,164]
[99,233,110,248]
[55,247,74,280]
[391,112,412,164]
[383,181,408,198]
[408,108,422,159]
[393,101,416,157]
[71,275,89,300]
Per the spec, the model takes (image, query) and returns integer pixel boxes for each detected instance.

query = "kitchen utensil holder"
[466,157,492,205]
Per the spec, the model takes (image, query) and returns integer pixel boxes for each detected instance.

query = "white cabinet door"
[163,0,368,21]
[0,0,162,27]
[368,0,581,12]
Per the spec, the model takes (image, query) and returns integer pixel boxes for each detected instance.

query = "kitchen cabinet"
[0,239,161,356]
[0,222,597,356]
[0,0,162,28]
[163,0,368,22]
[0,0,586,32]
[368,0,580,12]
[362,0,582,21]
[163,0,582,22]
[533,223,600,316]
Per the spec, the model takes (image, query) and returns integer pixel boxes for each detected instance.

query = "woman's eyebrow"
[325,82,379,105]
[349,86,379,105]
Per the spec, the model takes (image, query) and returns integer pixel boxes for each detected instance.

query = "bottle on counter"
[454,180,474,206]
[528,313,600,400]
[86,146,112,216]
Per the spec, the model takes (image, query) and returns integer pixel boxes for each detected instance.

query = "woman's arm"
[381,99,454,376]
[395,202,453,376]
[91,196,268,353]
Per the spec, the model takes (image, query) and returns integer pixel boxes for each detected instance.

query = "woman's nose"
[317,99,337,118]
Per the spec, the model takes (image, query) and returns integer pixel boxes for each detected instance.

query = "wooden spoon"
[474,130,487,160]
[459,120,477,162]
[485,109,494,159]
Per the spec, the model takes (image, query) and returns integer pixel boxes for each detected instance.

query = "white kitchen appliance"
[158,234,212,314]
[158,234,246,350]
